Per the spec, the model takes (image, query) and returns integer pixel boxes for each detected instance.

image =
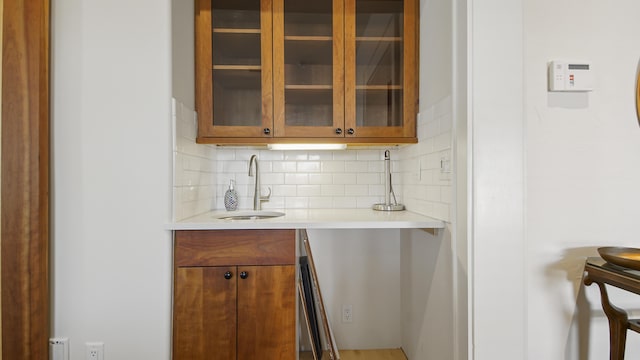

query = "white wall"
[469,0,640,359]
[400,227,454,360]
[307,229,403,350]
[52,1,173,359]
[398,0,457,359]
[171,0,194,108]
[468,0,526,359]
[523,0,640,359]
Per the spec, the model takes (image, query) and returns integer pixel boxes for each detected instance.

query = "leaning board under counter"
[169,209,445,230]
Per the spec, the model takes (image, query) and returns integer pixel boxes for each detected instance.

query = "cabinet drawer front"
[175,230,295,266]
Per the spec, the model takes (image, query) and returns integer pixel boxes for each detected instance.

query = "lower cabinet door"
[237,265,296,360]
[173,266,237,360]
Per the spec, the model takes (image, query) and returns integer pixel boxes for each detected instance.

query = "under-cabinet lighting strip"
[267,144,347,151]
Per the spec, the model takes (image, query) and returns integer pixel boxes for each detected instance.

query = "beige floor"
[300,349,407,360]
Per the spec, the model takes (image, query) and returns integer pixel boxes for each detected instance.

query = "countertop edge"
[166,209,446,230]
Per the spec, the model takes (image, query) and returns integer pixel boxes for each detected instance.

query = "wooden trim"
[213,28,261,34]
[196,136,418,145]
[344,0,356,133]
[260,0,274,135]
[195,0,214,136]
[0,0,3,352]
[284,35,333,41]
[1,0,50,358]
[355,36,403,42]
[175,230,296,266]
[285,85,333,90]
[196,0,274,138]
[272,0,285,136]
[402,0,418,138]
[273,0,345,138]
[213,65,262,71]
[345,0,417,138]
[332,0,345,135]
[356,85,403,90]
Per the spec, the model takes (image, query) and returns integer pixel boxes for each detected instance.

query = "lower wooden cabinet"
[173,230,296,360]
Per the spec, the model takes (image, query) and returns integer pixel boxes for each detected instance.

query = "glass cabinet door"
[273,0,344,137]
[345,0,416,138]
[196,0,273,138]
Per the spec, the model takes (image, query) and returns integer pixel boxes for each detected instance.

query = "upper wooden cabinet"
[195,0,418,145]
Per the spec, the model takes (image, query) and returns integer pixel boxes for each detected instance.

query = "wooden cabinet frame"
[195,0,274,138]
[272,0,345,138]
[196,0,418,145]
[344,0,417,139]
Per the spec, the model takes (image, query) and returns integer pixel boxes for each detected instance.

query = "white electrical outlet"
[86,342,104,360]
[50,338,69,360]
[342,304,353,323]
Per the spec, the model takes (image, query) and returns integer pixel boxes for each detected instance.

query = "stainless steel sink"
[212,210,285,220]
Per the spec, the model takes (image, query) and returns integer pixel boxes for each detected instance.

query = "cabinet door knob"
[224,271,232,280]
[347,128,355,135]
[263,128,271,135]
[335,128,343,135]
[240,271,248,279]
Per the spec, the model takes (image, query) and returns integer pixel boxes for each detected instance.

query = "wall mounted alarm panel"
[548,61,593,92]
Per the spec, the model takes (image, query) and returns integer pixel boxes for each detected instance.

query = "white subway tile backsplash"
[332,173,357,185]
[333,196,357,208]
[357,173,381,185]
[297,185,322,197]
[345,184,369,197]
[434,132,452,152]
[215,150,236,161]
[220,160,248,173]
[172,92,452,222]
[307,151,333,161]
[309,197,333,209]
[297,161,321,173]
[283,151,308,161]
[284,173,309,185]
[172,98,217,221]
[273,161,297,173]
[397,95,453,222]
[367,160,384,173]
[332,151,357,161]
[344,161,368,173]
[357,196,382,208]
[308,173,333,185]
[321,161,345,173]
[368,184,385,196]
[356,150,382,161]
[285,197,309,209]
[257,150,284,161]
[272,184,297,197]
[260,172,285,186]
[321,184,345,196]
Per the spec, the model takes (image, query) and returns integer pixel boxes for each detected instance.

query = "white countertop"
[170,209,445,230]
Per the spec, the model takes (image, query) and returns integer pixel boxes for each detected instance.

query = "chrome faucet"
[248,155,271,210]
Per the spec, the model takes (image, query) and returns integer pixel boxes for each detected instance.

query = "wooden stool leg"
[594,282,629,360]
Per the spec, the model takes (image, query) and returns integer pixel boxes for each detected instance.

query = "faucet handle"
[260,187,272,202]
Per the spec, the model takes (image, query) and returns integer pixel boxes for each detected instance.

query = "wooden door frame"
[1,0,50,359]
